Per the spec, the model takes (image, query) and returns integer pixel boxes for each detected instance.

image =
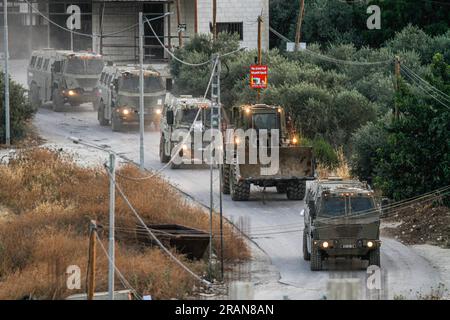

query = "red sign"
[250,65,268,89]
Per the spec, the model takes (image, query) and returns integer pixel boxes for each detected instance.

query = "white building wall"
[197,0,269,51]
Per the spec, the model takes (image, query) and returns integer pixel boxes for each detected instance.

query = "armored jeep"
[303,178,381,271]
[96,64,166,132]
[27,50,104,111]
[159,95,213,168]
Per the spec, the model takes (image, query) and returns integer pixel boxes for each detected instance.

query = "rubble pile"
[383,203,450,248]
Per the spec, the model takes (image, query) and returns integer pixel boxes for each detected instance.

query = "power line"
[401,64,450,103]
[401,69,450,110]
[22,0,169,39]
[104,166,211,287]
[269,26,393,66]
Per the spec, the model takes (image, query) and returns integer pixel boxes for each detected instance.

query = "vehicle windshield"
[320,197,346,217]
[177,106,213,127]
[252,113,279,130]
[120,75,165,93]
[350,197,374,214]
[65,58,104,75]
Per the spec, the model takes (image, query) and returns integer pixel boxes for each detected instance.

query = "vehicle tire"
[310,246,323,271]
[230,165,250,201]
[303,230,311,261]
[222,164,230,195]
[98,102,109,126]
[368,248,381,267]
[159,135,170,163]
[276,183,287,194]
[52,89,64,112]
[29,83,41,110]
[286,180,306,200]
[111,114,123,132]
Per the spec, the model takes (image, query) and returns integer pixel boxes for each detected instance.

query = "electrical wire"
[22,0,169,39]
[401,69,450,110]
[400,65,450,103]
[95,233,143,300]
[269,26,393,66]
[104,167,211,287]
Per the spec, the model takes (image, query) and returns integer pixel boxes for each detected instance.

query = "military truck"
[302,178,381,271]
[222,104,315,201]
[27,50,104,111]
[159,95,213,168]
[96,64,166,132]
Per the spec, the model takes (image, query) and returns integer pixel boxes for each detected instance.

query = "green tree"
[0,74,35,144]
[374,54,450,200]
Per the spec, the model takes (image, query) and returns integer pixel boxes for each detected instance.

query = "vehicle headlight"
[322,241,329,249]
[182,144,188,151]
[234,137,241,145]
[122,108,131,115]
[292,137,298,144]
[68,90,76,96]
[367,241,374,248]
[155,108,162,115]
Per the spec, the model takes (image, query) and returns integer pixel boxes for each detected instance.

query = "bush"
[0,73,35,143]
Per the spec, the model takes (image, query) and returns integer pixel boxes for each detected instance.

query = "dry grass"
[0,148,248,299]
[316,147,352,180]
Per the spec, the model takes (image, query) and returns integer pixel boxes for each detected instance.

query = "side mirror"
[300,209,305,216]
[166,110,174,126]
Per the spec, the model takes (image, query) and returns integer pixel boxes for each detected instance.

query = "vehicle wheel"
[98,102,109,126]
[276,183,287,194]
[303,230,311,261]
[310,246,323,271]
[52,89,64,112]
[29,83,41,110]
[230,165,250,201]
[111,114,123,132]
[368,248,381,267]
[222,164,230,195]
[159,135,170,163]
[286,180,306,200]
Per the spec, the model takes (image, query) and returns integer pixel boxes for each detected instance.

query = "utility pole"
[176,0,183,47]
[295,0,305,51]
[87,220,97,300]
[209,54,223,280]
[394,56,401,120]
[139,12,145,170]
[212,0,217,40]
[108,152,116,300]
[257,15,263,103]
[3,0,10,146]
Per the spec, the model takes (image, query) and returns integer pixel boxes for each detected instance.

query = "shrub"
[0,74,36,143]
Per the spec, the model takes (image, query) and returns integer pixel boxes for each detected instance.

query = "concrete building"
[1,0,269,62]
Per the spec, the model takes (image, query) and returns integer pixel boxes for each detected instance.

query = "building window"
[216,22,243,40]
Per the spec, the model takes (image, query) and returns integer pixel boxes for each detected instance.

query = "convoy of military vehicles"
[27,50,104,112]
[27,49,382,269]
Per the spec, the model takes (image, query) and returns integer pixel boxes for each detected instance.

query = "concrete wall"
[197,0,269,51]
[92,2,138,62]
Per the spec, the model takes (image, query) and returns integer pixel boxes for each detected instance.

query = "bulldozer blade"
[236,146,314,180]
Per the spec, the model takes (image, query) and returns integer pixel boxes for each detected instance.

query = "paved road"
[9,60,442,299]
[33,105,441,299]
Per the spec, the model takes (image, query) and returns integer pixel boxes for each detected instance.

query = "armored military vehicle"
[222,104,315,201]
[96,64,166,131]
[159,94,213,168]
[302,178,381,271]
[27,50,104,111]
